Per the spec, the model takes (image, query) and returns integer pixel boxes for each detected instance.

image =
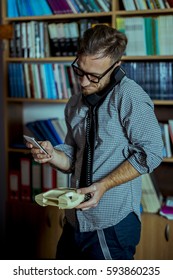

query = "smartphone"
[23,135,49,155]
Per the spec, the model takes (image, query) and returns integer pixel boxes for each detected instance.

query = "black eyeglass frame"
[71,57,118,83]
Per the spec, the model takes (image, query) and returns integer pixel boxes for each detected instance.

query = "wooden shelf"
[3,12,113,22]
[116,8,173,16]
[122,55,173,61]
[6,97,68,103]
[162,157,173,163]
[154,100,173,105]
[1,0,173,261]
[6,55,173,62]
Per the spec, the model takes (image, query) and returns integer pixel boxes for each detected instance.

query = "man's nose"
[80,75,91,87]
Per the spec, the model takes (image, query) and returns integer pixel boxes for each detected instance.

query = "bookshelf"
[1,0,173,259]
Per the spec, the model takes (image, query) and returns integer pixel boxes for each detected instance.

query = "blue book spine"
[26,121,45,140]
[40,0,53,15]
[29,0,43,16]
[7,0,19,17]
[24,0,35,16]
[19,64,26,97]
[46,119,63,144]
[44,64,55,99]
[16,0,23,17]
[36,120,58,146]
[12,63,17,97]
[47,64,58,99]
[8,64,14,97]
[70,0,81,13]
[20,0,28,16]
[16,64,21,97]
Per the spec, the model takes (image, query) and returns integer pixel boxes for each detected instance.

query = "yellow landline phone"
[35,188,91,209]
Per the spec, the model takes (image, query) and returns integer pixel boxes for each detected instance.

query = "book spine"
[31,160,42,202]
[42,163,57,192]
[20,157,31,201]
[8,170,20,200]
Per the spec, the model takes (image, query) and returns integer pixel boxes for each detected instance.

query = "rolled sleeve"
[120,81,163,174]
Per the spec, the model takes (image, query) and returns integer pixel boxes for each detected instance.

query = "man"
[27,25,163,260]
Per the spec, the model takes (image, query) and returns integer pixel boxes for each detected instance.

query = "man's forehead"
[78,55,112,69]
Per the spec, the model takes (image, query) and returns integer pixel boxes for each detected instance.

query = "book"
[7,0,19,17]
[14,22,22,57]
[141,173,162,213]
[63,23,73,56]
[34,119,59,146]
[39,64,49,99]
[31,160,42,201]
[44,63,54,99]
[31,64,42,99]
[166,0,173,7]
[66,0,79,13]
[168,119,173,145]
[160,205,173,219]
[34,21,40,58]
[23,63,31,98]
[68,22,79,56]
[8,64,15,97]
[42,163,57,192]
[21,22,27,58]
[144,17,155,55]
[96,0,110,11]
[159,122,167,157]
[50,118,67,142]
[164,123,172,157]
[43,118,64,144]
[44,22,51,57]
[159,196,173,219]
[52,63,63,99]
[56,23,66,56]
[59,64,69,99]
[122,0,136,10]
[64,64,72,98]
[46,63,58,99]
[48,23,61,57]
[39,0,53,15]
[29,21,36,58]
[56,170,69,189]
[20,157,31,201]
[18,63,26,98]
[26,120,45,140]
[8,170,20,200]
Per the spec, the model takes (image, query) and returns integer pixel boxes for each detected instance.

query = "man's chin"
[82,88,97,96]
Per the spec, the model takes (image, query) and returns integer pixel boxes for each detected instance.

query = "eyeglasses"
[71,57,118,83]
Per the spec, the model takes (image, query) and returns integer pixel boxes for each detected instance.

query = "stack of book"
[159,121,173,158]
[122,61,173,100]
[141,173,162,213]
[8,62,80,99]
[122,0,172,10]
[7,0,111,17]
[8,158,70,202]
[160,196,173,220]
[9,20,102,58]
[25,118,67,147]
[116,15,173,56]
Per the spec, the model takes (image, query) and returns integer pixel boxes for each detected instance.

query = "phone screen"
[23,135,49,155]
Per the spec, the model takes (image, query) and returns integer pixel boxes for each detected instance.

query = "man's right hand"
[26,140,54,163]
